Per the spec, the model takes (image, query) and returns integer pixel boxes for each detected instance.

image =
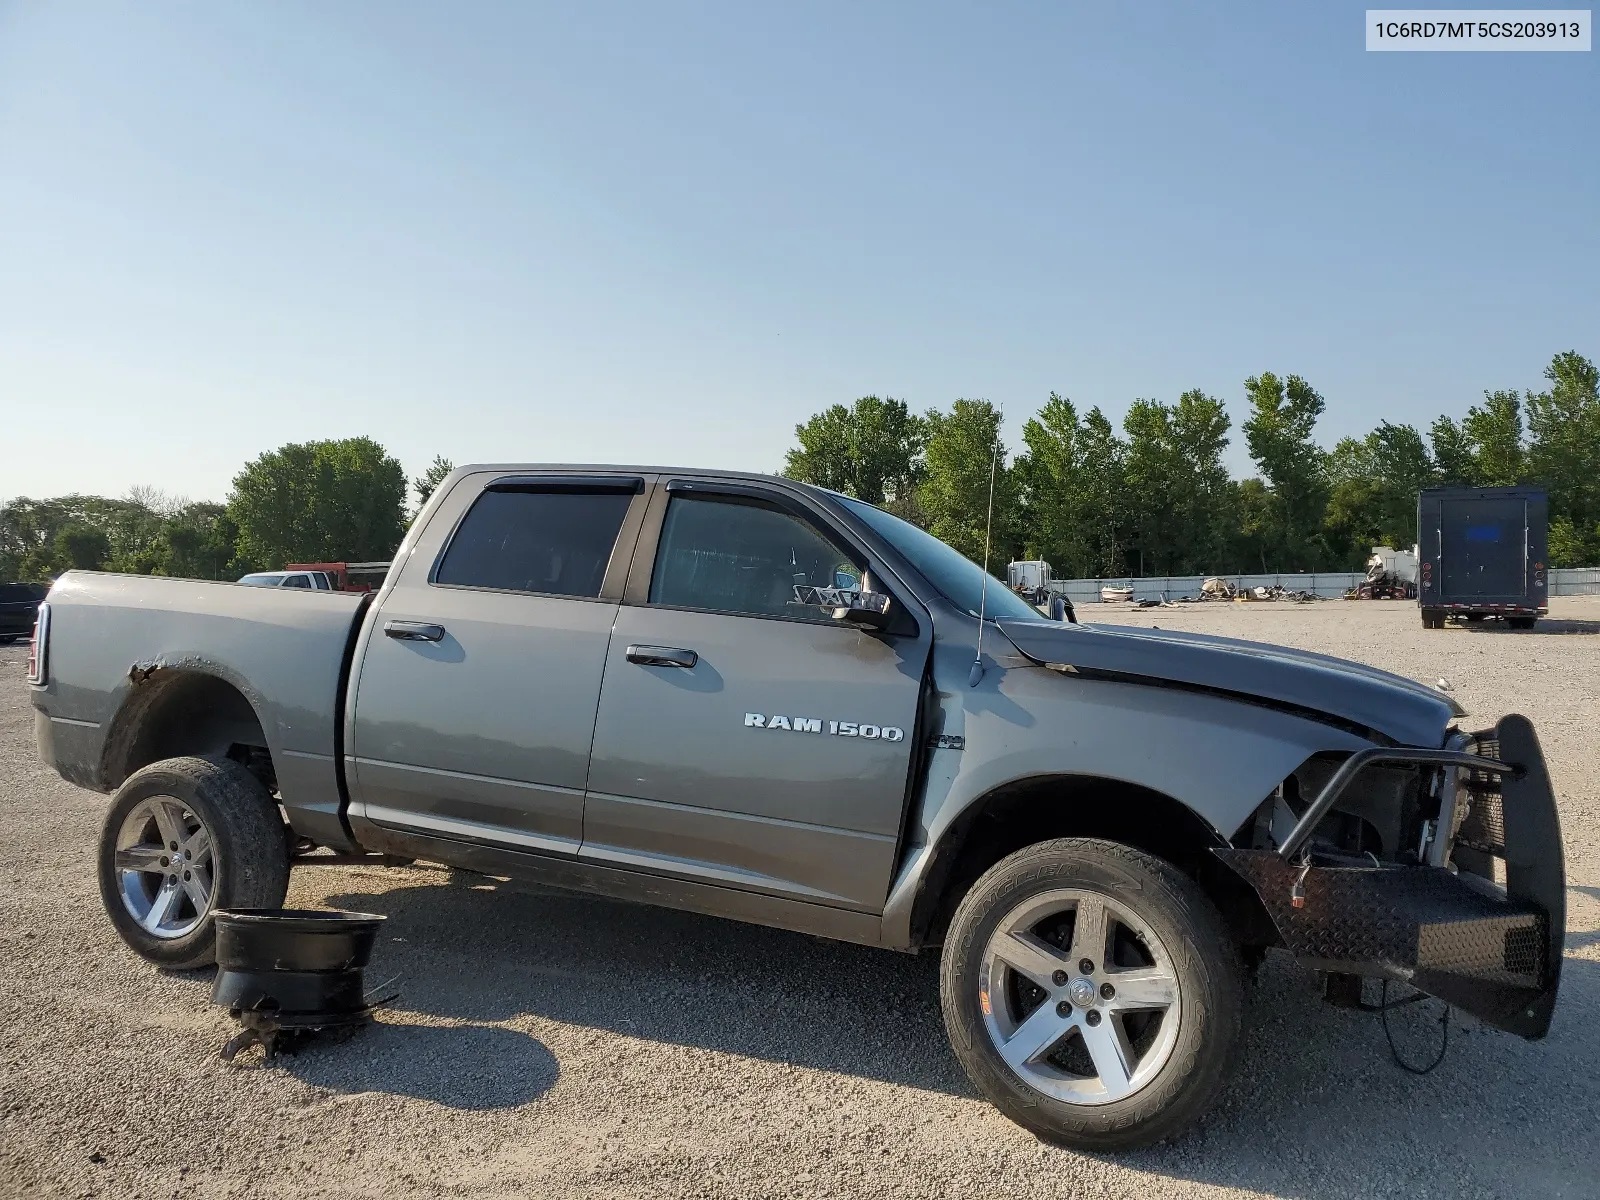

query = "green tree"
[227,437,407,570]
[1526,350,1600,566]
[54,524,110,570]
[1323,422,1433,562]
[1017,397,1129,577]
[1429,416,1477,487]
[783,396,927,507]
[1119,390,1234,575]
[1076,408,1131,576]
[413,456,456,511]
[1233,478,1274,572]
[1242,372,1330,569]
[1462,390,1525,486]
[918,399,1019,566]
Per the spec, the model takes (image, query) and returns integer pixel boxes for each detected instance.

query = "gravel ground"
[1,598,1598,1200]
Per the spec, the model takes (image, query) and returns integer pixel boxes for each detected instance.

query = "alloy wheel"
[114,796,216,940]
[978,887,1182,1105]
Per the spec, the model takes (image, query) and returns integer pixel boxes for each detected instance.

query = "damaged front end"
[1216,714,1565,1038]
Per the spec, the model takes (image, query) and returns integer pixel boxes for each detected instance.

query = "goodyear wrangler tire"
[940,838,1242,1149]
[97,756,291,970]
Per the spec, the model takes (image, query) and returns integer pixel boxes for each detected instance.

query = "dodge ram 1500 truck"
[29,465,1566,1148]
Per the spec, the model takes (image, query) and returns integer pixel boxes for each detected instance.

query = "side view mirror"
[793,584,893,629]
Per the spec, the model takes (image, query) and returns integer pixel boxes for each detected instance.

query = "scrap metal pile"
[1179,578,1321,603]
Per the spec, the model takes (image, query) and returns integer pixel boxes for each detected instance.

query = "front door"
[349,473,648,853]
[583,482,928,911]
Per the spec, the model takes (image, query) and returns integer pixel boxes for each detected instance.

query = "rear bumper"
[1217,714,1565,1038]
[1425,601,1547,615]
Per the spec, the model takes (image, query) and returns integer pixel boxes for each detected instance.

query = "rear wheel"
[940,839,1242,1149]
[1508,616,1537,630]
[1421,608,1444,629]
[97,756,291,969]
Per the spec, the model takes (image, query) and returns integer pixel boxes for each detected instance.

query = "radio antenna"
[969,411,1002,688]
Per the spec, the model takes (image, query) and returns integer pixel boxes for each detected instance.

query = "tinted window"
[650,494,861,618]
[282,574,313,589]
[436,488,633,597]
[837,496,1039,620]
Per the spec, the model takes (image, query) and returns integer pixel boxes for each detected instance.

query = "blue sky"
[1,2,1595,504]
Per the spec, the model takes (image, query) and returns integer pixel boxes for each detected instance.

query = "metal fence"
[1551,567,1600,595]
[1055,567,1600,602]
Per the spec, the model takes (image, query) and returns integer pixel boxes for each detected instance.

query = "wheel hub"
[1067,977,1097,1009]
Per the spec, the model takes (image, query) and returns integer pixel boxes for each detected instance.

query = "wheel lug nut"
[183,871,191,881]
[159,857,169,867]
[1056,1001,1071,1017]
[1079,959,1095,975]
[1052,970,1068,986]
[1100,983,1116,1000]
[1085,1009,1102,1026]
[169,843,179,852]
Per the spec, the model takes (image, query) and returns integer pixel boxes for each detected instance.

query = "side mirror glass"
[793,584,893,628]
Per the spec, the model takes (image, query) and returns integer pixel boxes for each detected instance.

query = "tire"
[940,838,1243,1150]
[1508,616,1536,630]
[1421,608,1443,629]
[97,756,291,969]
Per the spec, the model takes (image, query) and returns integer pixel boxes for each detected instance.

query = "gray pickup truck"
[29,465,1565,1148]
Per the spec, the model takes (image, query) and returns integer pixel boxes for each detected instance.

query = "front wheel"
[97,756,291,969]
[940,839,1242,1149]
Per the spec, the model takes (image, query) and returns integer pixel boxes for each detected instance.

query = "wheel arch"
[99,667,276,793]
[904,772,1274,953]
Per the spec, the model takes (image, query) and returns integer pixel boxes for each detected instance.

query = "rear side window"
[436,488,633,598]
[282,575,312,589]
[649,494,862,618]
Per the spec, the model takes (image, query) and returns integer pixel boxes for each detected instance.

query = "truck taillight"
[25,602,50,686]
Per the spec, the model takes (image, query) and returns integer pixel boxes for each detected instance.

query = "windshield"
[836,497,1041,621]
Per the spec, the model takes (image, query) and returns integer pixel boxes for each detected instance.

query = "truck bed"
[31,571,370,849]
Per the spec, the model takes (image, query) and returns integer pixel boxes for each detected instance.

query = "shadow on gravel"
[325,871,965,1095]
[1460,617,1600,635]
[308,871,1600,1198]
[285,1021,560,1110]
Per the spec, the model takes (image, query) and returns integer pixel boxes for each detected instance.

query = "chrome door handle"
[625,644,698,668]
[384,620,446,642]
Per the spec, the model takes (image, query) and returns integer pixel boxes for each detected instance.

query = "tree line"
[784,350,1600,575]
[2,349,1595,584]
[0,439,455,582]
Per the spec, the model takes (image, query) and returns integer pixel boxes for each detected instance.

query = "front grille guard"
[1217,714,1566,1039]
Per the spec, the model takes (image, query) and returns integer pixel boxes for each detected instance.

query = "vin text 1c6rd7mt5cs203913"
[29,465,1565,1148]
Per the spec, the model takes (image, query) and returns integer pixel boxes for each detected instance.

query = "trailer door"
[1440,497,1527,600]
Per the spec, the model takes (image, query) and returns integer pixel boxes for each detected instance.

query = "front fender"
[878,647,1372,949]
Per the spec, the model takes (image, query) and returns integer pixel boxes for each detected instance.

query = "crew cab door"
[583,479,930,911]
[347,472,650,853]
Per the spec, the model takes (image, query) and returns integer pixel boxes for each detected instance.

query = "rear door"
[583,479,930,911]
[348,472,651,853]
[1440,496,1529,601]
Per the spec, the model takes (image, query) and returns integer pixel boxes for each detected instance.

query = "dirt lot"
[2,599,1598,1200]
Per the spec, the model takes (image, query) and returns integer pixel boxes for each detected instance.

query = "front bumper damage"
[1216,714,1565,1038]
